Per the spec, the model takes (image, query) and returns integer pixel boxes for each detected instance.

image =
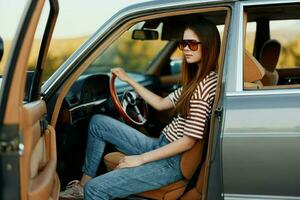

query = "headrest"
[259,39,281,72]
[244,50,266,82]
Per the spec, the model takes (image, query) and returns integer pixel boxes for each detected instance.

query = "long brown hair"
[175,18,220,118]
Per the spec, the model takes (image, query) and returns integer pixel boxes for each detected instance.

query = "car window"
[40,1,149,82]
[244,4,300,90]
[27,2,49,70]
[84,22,168,74]
[0,0,49,101]
[25,2,50,102]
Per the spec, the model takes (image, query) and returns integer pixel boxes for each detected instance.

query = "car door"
[0,0,60,199]
[222,1,300,199]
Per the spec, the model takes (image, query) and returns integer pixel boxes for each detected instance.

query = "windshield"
[41,0,150,82]
[84,22,168,74]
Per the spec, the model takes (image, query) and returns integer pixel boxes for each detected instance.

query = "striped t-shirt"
[162,71,217,142]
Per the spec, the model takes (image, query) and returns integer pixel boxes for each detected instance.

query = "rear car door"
[0,0,60,199]
[222,1,300,199]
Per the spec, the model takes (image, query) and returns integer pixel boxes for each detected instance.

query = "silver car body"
[41,0,300,199]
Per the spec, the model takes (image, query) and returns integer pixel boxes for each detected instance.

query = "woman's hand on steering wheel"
[109,68,148,125]
[111,68,131,83]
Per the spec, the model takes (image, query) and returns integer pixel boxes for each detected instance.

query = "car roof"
[119,0,236,12]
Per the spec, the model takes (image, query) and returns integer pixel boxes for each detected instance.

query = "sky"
[0,0,150,40]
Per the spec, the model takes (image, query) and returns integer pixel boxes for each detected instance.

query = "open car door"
[0,0,60,199]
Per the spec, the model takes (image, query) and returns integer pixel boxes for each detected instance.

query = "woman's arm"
[116,135,197,169]
[111,68,174,111]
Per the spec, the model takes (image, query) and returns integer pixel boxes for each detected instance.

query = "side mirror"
[0,36,3,62]
[132,30,159,40]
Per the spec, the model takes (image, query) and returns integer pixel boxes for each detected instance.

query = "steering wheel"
[109,73,148,125]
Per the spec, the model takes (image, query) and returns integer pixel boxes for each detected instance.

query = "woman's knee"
[90,114,111,127]
[88,115,112,136]
[84,180,110,200]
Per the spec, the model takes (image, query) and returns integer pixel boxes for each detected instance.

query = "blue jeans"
[82,114,183,200]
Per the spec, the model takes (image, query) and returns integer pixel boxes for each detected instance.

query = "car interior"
[48,8,229,200]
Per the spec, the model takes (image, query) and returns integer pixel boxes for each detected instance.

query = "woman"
[60,18,220,200]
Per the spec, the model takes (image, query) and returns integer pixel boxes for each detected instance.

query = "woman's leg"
[60,114,159,198]
[84,154,182,200]
[82,114,160,179]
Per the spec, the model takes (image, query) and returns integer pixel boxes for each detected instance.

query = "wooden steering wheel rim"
[109,73,147,125]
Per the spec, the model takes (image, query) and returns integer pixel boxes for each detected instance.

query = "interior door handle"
[40,115,48,135]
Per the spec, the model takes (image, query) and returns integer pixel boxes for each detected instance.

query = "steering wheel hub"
[109,73,148,125]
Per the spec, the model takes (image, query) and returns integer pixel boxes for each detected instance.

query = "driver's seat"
[104,131,208,199]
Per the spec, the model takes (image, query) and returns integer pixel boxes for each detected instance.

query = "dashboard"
[65,74,110,108]
[60,72,158,125]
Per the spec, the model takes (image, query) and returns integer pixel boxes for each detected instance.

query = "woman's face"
[182,28,202,64]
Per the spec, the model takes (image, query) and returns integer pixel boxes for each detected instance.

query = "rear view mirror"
[0,36,3,62]
[132,30,159,40]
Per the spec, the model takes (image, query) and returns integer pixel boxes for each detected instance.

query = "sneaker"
[59,180,84,200]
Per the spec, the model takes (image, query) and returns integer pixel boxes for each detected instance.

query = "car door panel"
[0,0,46,198]
[20,100,59,200]
[223,93,300,198]
[0,0,60,199]
[221,1,300,198]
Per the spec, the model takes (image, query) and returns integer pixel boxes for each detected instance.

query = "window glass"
[270,20,300,69]
[245,22,256,54]
[84,22,168,74]
[244,4,300,90]
[0,0,49,101]
[28,1,50,71]
[41,1,157,82]
[25,1,50,102]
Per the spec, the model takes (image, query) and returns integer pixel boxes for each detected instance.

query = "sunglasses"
[178,40,202,51]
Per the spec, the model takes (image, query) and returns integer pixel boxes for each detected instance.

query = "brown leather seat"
[104,136,207,200]
[244,50,266,89]
[259,39,281,86]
